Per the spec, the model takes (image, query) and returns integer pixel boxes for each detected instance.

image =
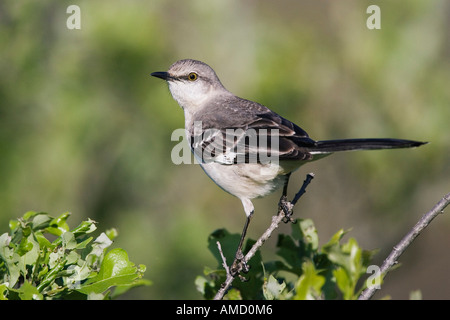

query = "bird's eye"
[188,72,198,81]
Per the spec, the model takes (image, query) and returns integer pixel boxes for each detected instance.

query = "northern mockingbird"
[151,59,426,273]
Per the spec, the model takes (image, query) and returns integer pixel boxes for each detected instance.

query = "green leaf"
[37,259,66,292]
[75,236,93,250]
[323,229,346,249]
[263,275,286,300]
[17,235,33,256]
[71,218,97,237]
[195,275,209,296]
[46,212,71,236]
[23,211,40,221]
[322,232,359,275]
[0,233,21,288]
[49,248,65,269]
[105,228,118,241]
[0,284,8,300]
[65,250,80,265]
[224,288,242,300]
[276,233,303,272]
[76,248,143,295]
[342,237,362,275]
[334,267,353,299]
[294,260,325,300]
[18,236,40,279]
[62,232,77,250]
[297,219,319,251]
[17,282,43,300]
[83,232,113,266]
[8,220,19,233]
[195,273,220,300]
[111,278,152,299]
[31,213,52,231]
[409,290,422,300]
[34,231,52,249]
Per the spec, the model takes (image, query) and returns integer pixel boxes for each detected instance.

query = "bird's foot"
[279,195,296,223]
[230,249,250,281]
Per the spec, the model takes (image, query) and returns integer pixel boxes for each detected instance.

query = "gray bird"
[151,59,426,274]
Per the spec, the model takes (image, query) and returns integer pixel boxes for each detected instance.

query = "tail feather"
[310,138,427,154]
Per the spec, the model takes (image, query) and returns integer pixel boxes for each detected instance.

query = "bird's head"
[151,59,229,111]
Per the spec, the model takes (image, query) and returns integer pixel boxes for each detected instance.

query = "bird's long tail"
[310,138,427,154]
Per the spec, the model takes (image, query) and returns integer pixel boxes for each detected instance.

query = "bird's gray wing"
[190,99,317,164]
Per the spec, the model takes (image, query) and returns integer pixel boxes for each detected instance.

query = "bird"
[151,59,426,274]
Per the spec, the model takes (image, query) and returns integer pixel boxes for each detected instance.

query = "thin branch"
[213,173,315,300]
[358,192,450,300]
[216,241,230,275]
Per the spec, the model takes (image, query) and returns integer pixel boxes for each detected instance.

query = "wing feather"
[189,98,317,164]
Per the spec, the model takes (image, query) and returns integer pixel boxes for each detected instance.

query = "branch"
[216,241,230,275]
[213,173,315,300]
[358,192,450,300]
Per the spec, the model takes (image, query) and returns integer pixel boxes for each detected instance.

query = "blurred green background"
[0,0,449,299]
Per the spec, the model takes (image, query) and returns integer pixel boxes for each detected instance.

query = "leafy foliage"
[0,211,150,300]
[196,219,377,300]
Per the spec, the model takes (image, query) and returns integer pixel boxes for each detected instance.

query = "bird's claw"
[279,195,296,223]
[230,249,250,280]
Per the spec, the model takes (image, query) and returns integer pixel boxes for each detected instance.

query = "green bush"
[0,211,150,300]
[196,219,377,300]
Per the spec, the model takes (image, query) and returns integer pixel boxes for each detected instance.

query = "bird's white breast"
[196,160,288,200]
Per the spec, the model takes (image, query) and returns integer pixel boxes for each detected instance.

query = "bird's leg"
[230,214,252,277]
[278,173,295,223]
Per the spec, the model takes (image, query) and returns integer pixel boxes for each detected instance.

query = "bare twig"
[213,173,315,300]
[358,192,450,300]
[216,241,230,275]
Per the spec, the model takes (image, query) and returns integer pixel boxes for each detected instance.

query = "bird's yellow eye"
[188,72,198,81]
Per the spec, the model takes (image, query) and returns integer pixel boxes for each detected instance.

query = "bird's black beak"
[151,71,169,80]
